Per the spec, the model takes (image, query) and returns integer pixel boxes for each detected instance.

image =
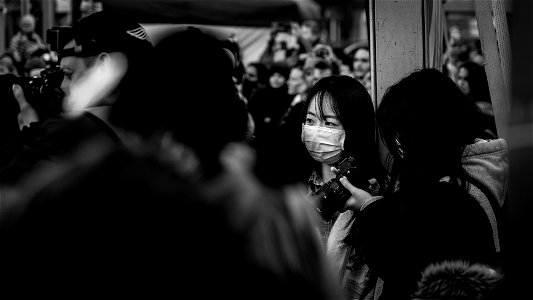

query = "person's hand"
[12,84,39,129]
[331,166,379,212]
[313,44,339,64]
[338,176,374,212]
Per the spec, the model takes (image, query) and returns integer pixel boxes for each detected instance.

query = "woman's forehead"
[310,95,336,116]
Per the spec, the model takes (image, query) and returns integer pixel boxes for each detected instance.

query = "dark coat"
[359,181,497,300]
[0,112,120,185]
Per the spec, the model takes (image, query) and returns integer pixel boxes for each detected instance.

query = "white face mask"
[301,124,345,164]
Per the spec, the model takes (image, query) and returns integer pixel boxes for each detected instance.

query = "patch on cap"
[126,26,149,41]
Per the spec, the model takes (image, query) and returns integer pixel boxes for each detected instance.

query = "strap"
[474,0,511,140]
[464,174,502,253]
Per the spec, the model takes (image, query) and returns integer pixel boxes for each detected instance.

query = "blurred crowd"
[1,13,54,78]
[0,10,506,300]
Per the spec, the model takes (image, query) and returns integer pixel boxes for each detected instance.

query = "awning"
[101,0,322,27]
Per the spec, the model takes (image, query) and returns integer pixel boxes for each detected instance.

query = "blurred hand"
[220,142,256,175]
[12,84,38,129]
[313,44,338,63]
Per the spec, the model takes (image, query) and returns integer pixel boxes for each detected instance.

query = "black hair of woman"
[377,68,489,195]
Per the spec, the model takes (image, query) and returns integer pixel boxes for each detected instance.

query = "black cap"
[62,11,153,58]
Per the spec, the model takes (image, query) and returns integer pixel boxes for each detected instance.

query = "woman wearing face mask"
[301,75,386,300]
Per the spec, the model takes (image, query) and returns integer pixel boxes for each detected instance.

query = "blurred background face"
[0,64,10,75]
[301,25,318,44]
[20,15,35,33]
[269,72,286,89]
[306,67,332,87]
[353,48,370,79]
[316,68,332,80]
[245,65,258,82]
[456,67,470,95]
[448,38,467,62]
[287,67,306,95]
[339,64,352,77]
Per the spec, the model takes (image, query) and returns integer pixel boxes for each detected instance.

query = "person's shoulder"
[9,32,23,42]
[27,113,117,146]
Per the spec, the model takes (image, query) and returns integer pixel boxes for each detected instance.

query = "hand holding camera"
[314,156,375,220]
[337,176,376,211]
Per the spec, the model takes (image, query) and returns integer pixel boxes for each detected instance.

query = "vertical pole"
[474,0,511,141]
[423,0,444,69]
[507,0,533,298]
[0,0,6,52]
[20,0,30,16]
[492,0,512,102]
[42,0,55,39]
[369,0,376,108]
[372,0,425,107]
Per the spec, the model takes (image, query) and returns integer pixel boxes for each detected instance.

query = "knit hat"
[61,11,153,58]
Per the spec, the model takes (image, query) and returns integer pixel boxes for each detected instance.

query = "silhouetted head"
[377,68,485,190]
[110,27,249,177]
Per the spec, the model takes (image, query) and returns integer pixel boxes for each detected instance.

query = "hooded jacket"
[325,138,508,300]
[462,138,509,253]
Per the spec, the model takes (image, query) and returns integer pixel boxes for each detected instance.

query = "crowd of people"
[1,13,51,78]
[0,10,507,300]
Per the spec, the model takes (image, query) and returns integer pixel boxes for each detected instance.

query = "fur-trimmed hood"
[412,260,503,300]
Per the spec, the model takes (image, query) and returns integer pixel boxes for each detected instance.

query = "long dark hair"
[377,68,486,194]
[301,75,385,188]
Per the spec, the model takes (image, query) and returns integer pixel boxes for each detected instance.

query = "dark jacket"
[0,112,120,185]
[359,181,497,300]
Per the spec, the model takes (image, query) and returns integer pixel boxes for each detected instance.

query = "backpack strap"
[464,174,502,253]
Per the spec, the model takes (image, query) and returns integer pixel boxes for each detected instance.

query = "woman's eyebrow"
[323,114,338,119]
[306,111,317,117]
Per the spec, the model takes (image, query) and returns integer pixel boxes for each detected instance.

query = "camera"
[314,156,370,220]
[12,26,74,119]
[16,67,64,119]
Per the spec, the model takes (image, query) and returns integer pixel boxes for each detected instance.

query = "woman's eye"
[305,118,314,125]
[325,121,338,127]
